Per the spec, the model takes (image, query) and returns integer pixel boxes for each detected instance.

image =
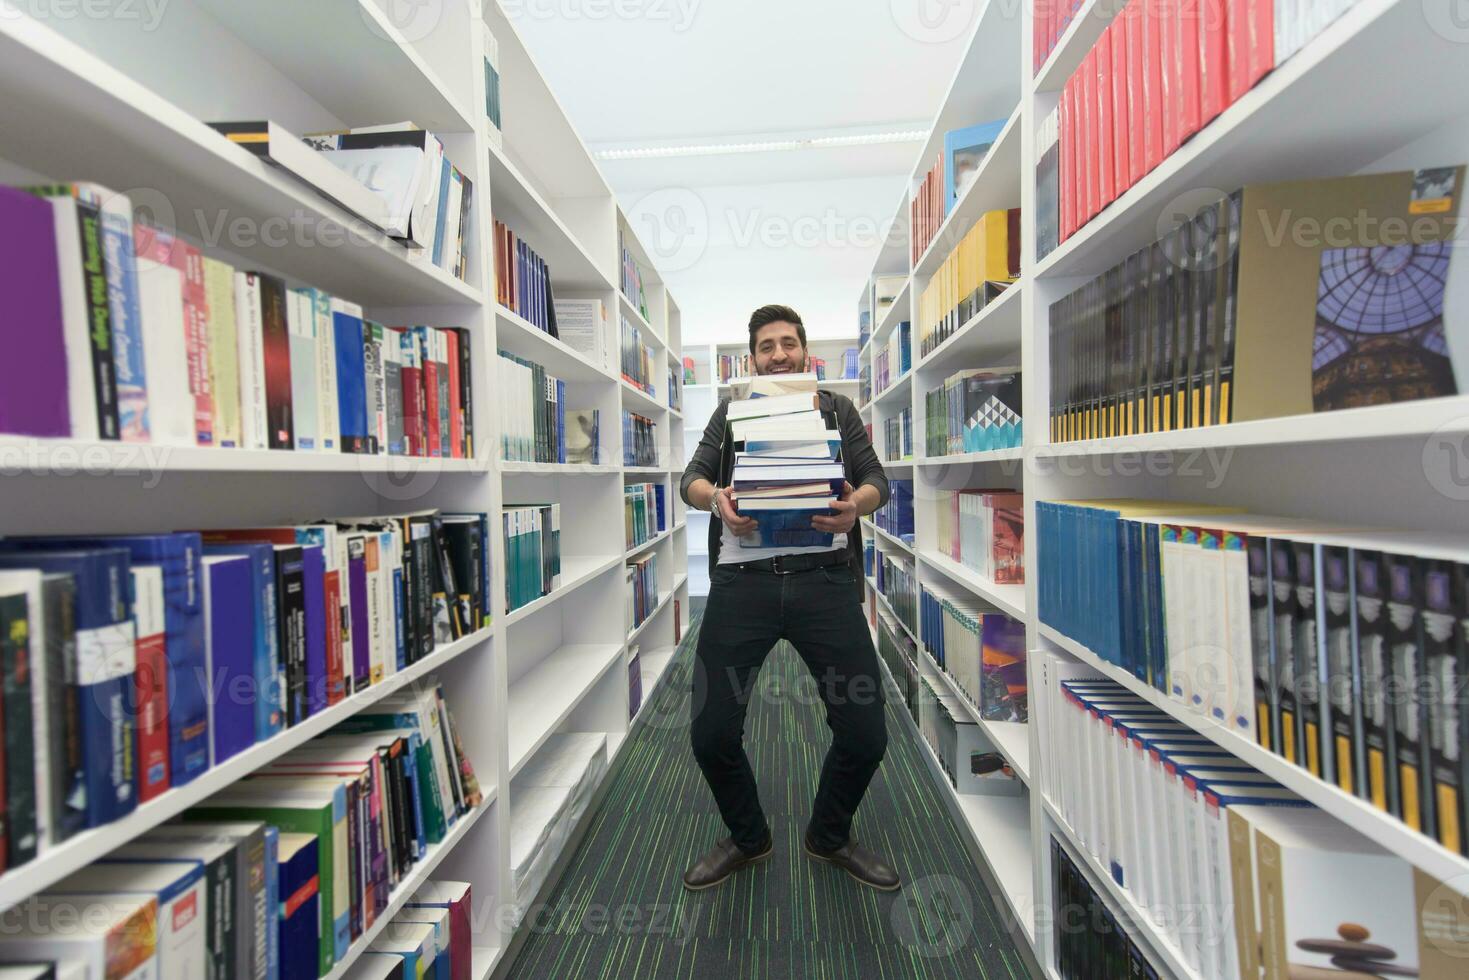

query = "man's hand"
[715,486,759,536]
[812,482,859,534]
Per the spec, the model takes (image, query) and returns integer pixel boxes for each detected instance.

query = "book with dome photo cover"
[1047,166,1469,442]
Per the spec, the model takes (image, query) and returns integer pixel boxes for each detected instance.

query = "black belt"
[725,550,849,575]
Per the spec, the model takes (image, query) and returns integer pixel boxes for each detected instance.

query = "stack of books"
[726,375,844,550]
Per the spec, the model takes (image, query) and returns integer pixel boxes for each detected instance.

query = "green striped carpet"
[503,616,1033,979]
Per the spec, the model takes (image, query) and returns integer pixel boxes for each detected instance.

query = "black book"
[1423,558,1465,855]
[1322,546,1359,794]
[1147,240,1170,434]
[273,545,308,726]
[1385,551,1431,835]
[1247,537,1277,753]
[406,516,435,660]
[1354,550,1396,812]
[1270,538,1301,765]
[1292,541,1326,779]
[427,516,466,642]
[1219,190,1242,424]
[1192,202,1220,427]
[0,590,35,864]
[69,193,122,439]
[441,518,479,634]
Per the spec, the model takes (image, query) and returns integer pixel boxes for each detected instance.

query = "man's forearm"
[686,477,717,512]
[851,482,881,517]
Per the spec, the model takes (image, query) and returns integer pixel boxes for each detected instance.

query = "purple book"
[301,544,329,717]
[203,554,257,764]
[0,185,70,436]
[347,535,370,693]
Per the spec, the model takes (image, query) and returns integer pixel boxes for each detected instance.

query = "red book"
[131,566,170,804]
[134,226,214,446]
[1142,0,1166,173]
[1125,0,1145,188]
[1199,0,1228,123]
[1158,0,1178,157]
[1034,0,1049,72]
[257,273,295,449]
[1240,0,1274,101]
[1060,77,1075,240]
[396,328,424,458]
[444,328,463,459]
[1110,20,1130,199]
[407,881,472,980]
[1096,24,1115,211]
[421,329,441,458]
[1081,46,1099,223]
[1176,0,1204,145]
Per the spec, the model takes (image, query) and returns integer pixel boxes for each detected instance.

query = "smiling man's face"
[751,320,807,376]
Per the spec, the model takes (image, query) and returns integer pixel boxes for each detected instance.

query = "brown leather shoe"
[803,833,901,891]
[682,835,773,891]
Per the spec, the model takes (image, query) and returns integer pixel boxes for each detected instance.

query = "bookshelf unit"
[0,1,687,975]
[856,0,1469,975]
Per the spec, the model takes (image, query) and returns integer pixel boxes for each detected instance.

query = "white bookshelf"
[855,0,1469,974]
[0,1,688,972]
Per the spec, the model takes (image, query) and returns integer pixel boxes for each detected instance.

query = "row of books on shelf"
[620,315,657,396]
[618,229,651,323]
[875,616,1020,793]
[858,306,872,352]
[873,321,911,395]
[2,185,475,456]
[1039,654,1469,980]
[1040,0,1361,251]
[496,351,597,465]
[483,20,503,147]
[507,733,607,918]
[624,482,668,551]
[920,581,1028,723]
[220,120,473,281]
[502,504,562,614]
[880,408,914,463]
[626,552,660,632]
[494,219,558,337]
[681,356,697,385]
[717,353,753,384]
[936,488,1026,585]
[0,511,489,868]
[0,682,479,980]
[622,412,659,467]
[1050,838,1162,980]
[667,365,682,412]
[910,118,1008,262]
[924,369,1023,456]
[858,363,872,407]
[1035,498,1469,859]
[917,208,1020,358]
[628,645,645,719]
[872,479,914,543]
[876,552,918,637]
[1047,167,1465,442]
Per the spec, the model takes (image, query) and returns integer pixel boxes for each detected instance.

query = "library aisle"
[504,617,1033,979]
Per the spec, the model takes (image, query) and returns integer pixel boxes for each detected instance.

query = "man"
[679,304,899,892]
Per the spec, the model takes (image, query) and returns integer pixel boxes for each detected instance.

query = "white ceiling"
[508,0,975,189]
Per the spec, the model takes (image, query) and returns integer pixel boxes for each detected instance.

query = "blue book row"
[874,479,915,542]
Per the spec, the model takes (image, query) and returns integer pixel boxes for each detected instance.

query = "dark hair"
[747,304,807,355]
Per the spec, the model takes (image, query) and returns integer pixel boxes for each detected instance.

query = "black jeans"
[690,560,888,853]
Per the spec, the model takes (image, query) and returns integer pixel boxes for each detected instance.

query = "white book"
[53,862,207,980]
[42,195,101,440]
[729,372,818,400]
[553,298,606,365]
[0,893,161,980]
[726,391,819,421]
[233,272,269,450]
[287,288,319,451]
[210,120,390,231]
[313,145,424,238]
[202,258,242,448]
[312,289,339,452]
[134,258,194,446]
[730,415,832,443]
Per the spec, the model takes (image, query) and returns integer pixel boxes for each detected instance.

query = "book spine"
[93,191,150,442]
[258,275,295,449]
[128,567,170,806]
[69,196,122,439]
[235,273,270,450]
[277,549,308,726]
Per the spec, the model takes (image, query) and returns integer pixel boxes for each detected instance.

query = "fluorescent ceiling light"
[593,128,928,161]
